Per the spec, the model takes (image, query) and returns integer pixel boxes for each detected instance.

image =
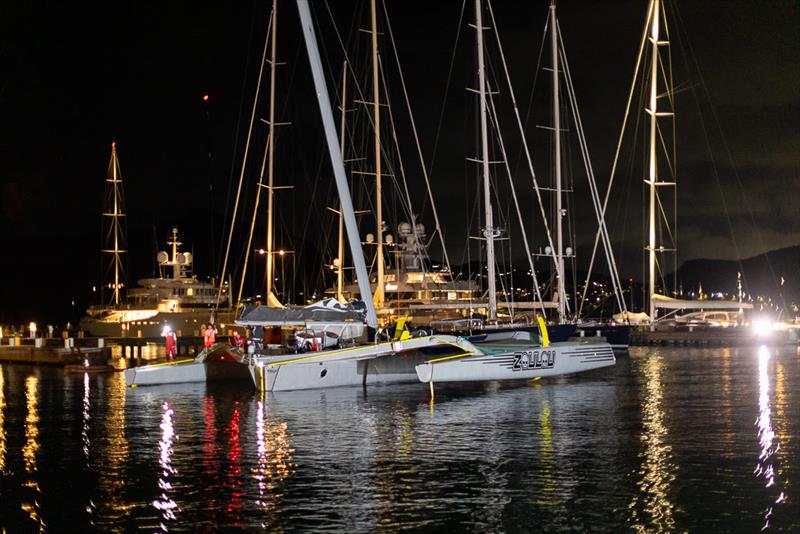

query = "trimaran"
[125,0,616,391]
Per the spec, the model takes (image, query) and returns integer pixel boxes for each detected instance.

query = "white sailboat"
[590,0,753,330]
[413,0,615,386]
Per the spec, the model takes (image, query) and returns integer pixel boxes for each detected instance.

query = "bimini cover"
[611,311,650,325]
[651,293,752,310]
[236,298,367,326]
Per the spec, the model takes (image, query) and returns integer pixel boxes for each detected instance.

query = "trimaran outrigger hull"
[415,340,615,384]
[250,335,469,392]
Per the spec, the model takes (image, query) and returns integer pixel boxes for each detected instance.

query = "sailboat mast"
[265,0,279,301]
[295,0,378,328]
[550,0,566,323]
[647,0,659,329]
[337,61,348,302]
[109,142,122,305]
[371,0,385,309]
[475,0,497,321]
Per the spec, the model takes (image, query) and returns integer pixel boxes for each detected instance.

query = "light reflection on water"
[82,373,91,462]
[755,346,788,530]
[628,352,676,533]
[22,374,43,531]
[0,347,797,532]
[152,401,178,531]
[0,364,6,474]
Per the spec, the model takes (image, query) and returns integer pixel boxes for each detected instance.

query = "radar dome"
[183,252,193,264]
[157,251,169,264]
[398,222,412,235]
[365,233,375,244]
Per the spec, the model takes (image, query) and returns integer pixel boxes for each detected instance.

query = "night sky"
[0,0,797,325]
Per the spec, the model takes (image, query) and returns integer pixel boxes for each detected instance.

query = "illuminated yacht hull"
[250,335,474,392]
[415,338,615,384]
[123,344,251,387]
[83,227,237,339]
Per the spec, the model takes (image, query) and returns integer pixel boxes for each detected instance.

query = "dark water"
[0,346,797,532]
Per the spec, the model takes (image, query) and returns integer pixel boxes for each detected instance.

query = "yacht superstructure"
[80,227,235,337]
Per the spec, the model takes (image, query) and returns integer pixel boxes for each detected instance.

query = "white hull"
[250,335,474,392]
[416,340,615,383]
[124,345,252,386]
[80,309,237,338]
[124,360,206,386]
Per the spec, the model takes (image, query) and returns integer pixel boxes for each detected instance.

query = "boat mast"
[295,0,378,328]
[104,141,126,306]
[550,0,566,323]
[370,0,385,309]
[647,0,659,329]
[475,0,497,321]
[265,0,279,302]
[336,61,348,302]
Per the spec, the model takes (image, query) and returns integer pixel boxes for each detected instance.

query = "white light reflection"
[0,364,6,474]
[253,398,294,520]
[629,354,676,532]
[754,346,787,530]
[82,373,91,462]
[152,401,179,530]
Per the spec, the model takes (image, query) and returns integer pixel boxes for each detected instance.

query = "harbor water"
[0,346,797,531]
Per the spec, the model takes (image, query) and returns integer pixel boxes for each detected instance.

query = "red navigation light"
[111,141,116,149]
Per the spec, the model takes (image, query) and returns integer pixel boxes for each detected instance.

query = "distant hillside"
[676,246,800,306]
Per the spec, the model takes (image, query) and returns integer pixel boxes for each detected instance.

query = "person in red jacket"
[232,331,243,349]
[164,327,177,360]
[203,324,217,348]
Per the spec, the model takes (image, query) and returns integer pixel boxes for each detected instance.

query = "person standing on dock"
[164,327,177,360]
[203,324,217,349]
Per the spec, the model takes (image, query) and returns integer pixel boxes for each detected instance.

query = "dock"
[0,335,231,366]
[630,327,799,347]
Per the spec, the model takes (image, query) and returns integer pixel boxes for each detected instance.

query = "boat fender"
[536,316,550,347]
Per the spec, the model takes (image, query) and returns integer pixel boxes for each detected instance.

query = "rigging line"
[427,0,467,183]
[557,29,626,316]
[218,0,260,274]
[582,0,653,311]
[321,1,408,230]
[376,56,416,230]
[378,65,446,287]
[217,8,273,307]
[486,84,546,311]
[382,0,453,273]
[672,2,777,301]
[485,0,565,303]
[513,14,548,178]
[237,128,271,304]
[558,41,626,317]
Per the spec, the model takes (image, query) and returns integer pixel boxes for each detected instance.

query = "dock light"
[202,93,209,102]
[279,249,285,256]
[751,317,775,337]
